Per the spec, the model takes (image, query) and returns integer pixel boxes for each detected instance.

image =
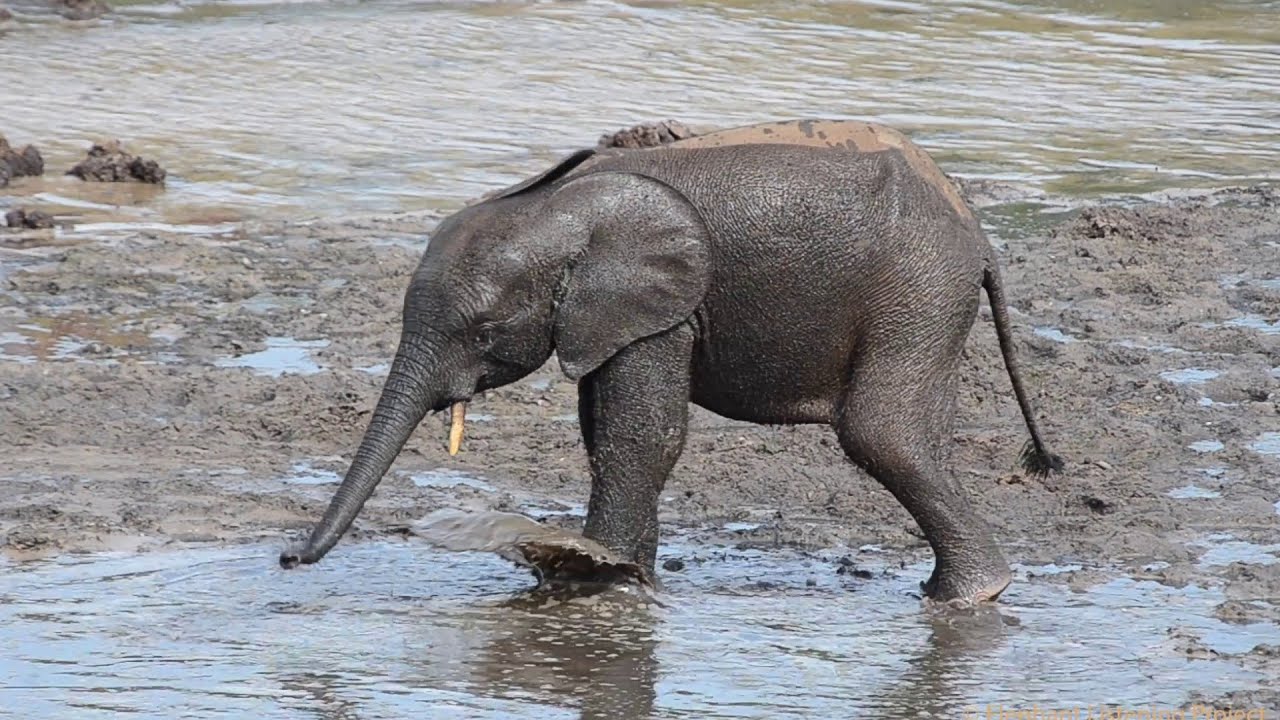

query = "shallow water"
[3,0,1280,226]
[1194,533,1280,568]
[409,469,498,493]
[1225,315,1280,336]
[0,312,172,365]
[1168,484,1221,500]
[1158,367,1220,385]
[1033,326,1078,344]
[213,336,329,376]
[1251,432,1280,457]
[3,535,1279,719]
[281,460,341,485]
[1188,439,1225,454]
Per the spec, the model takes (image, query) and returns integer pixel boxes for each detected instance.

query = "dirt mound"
[598,119,697,149]
[0,134,44,187]
[56,0,109,20]
[67,140,166,183]
[5,208,54,229]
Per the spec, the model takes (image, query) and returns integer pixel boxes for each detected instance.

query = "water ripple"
[1,0,1277,220]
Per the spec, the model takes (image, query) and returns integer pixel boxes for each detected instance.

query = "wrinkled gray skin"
[280,119,1063,604]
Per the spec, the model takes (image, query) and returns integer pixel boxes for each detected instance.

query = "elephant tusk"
[448,401,466,456]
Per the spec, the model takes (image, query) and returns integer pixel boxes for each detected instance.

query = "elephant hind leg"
[834,348,1011,605]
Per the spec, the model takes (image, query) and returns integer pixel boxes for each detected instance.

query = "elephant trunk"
[280,336,438,568]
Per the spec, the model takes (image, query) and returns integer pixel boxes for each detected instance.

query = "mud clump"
[598,119,697,149]
[57,0,110,20]
[466,119,700,208]
[5,208,55,229]
[4,526,57,553]
[949,175,1043,207]
[67,140,166,184]
[1071,206,1192,244]
[413,508,652,588]
[0,134,44,188]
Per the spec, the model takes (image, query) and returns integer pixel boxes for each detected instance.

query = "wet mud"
[2,184,1279,712]
[67,140,165,184]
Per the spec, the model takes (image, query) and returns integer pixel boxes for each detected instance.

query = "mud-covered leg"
[577,324,693,574]
[836,352,1011,604]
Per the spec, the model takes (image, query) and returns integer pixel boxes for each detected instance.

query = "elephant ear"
[490,148,598,201]
[547,171,711,381]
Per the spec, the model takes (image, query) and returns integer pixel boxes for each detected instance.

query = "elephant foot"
[921,555,1012,608]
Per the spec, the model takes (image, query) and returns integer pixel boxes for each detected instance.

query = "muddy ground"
[2,184,1279,708]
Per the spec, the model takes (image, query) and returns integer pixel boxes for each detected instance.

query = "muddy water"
[3,537,1278,719]
[3,0,1280,225]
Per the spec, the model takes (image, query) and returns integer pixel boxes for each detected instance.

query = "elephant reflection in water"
[262,587,656,719]
[266,584,1010,719]
[469,589,660,720]
[464,589,1011,719]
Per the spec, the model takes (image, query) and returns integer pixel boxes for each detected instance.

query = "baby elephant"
[281,118,1063,604]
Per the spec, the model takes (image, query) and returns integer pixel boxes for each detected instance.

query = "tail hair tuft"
[1019,439,1065,478]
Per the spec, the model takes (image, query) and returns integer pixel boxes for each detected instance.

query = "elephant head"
[280,150,711,568]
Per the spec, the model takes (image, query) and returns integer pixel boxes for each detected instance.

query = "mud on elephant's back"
[412,508,652,588]
[597,119,698,149]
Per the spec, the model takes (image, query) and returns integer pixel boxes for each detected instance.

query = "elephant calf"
[281,119,1063,605]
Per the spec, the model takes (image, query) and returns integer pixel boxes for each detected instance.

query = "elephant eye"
[472,322,499,348]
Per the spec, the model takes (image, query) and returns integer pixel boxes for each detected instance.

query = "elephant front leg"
[577,323,694,575]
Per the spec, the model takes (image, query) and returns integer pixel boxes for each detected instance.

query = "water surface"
[2,0,1279,225]
[3,537,1277,719]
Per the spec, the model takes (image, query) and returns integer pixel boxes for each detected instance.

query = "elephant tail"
[982,257,1065,478]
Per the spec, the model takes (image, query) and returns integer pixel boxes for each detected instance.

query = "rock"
[0,6,14,21]
[662,557,685,572]
[57,0,110,20]
[1080,494,1117,514]
[598,119,697,149]
[834,556,874,579]
[0,134,45,188]
[5,208,55,229]
[67,140,166,184]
